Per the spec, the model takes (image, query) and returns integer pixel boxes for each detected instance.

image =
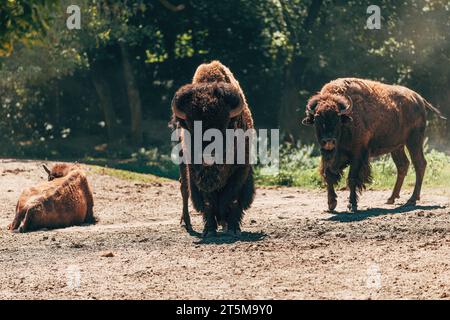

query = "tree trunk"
[120,42,143,147]
[92,72,118,142]
[278,57,305,142]
[53,80,60,129]
[278,0,324,142]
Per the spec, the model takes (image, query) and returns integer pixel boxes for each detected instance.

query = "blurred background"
[0,0,449,185]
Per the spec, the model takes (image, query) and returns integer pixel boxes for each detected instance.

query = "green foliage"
[0,0,58,56]
[0,0,449,169]
[255,143,450,190]
[369,148,450,190]
[255,143,322,187]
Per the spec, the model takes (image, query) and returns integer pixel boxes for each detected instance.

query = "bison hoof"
[347,203,358,213]
[182,223,193,232]
[202,229,217,238]
[180,221,193,232]
[219,221,228,232]
[386,198,395,205]
[328,199,337,212]
[226,225,241,237]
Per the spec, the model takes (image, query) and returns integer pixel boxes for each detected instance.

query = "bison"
[302,78,446,212]
[171,61,255,237]
[8,163,95,232]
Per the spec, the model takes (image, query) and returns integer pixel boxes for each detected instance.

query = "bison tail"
[423,99,447,120]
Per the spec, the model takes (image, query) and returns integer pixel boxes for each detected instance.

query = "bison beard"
[302,77,446,213]
[171,61,255,237]
[191,165,230,192]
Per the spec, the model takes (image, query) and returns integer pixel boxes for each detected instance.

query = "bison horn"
[306,95,321,115]
[42,164,51,175]
[338,95,353,115]
[229,100,244,118]
[171,100,187,120]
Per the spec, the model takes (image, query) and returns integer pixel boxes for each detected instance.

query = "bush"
[255,142,450,190]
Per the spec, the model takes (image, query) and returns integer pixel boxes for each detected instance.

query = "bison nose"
[321,138,336,150]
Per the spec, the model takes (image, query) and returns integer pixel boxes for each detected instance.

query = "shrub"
[255,142,450,190]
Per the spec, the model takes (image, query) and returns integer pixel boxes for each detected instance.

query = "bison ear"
[215,84,242,109]
[303,95,320,126]
[302,116,314,126]
[172,85,194,120]
[337,96,353,124]
[340,114,353,124]
[306,95,320,114]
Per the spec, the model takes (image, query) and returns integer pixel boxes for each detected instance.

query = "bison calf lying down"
[302,78,446,212]
[171,61,255,237]
[8,163,95,232]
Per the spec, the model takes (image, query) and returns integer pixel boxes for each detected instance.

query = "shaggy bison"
[302,78,446,212]
[171,61,255,237]
[8,163,95,232]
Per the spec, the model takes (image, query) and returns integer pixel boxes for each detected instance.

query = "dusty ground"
[0,159,449,300]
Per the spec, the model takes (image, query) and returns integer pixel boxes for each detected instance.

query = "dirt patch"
[0,159,449,299]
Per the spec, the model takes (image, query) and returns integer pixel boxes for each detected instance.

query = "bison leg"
[387,147,410,204]
[218,167,254,233]
[202,209,217,238]
[327,185,337,212]
[347,149,371,213]
[323,168,341,212]
[225,172,254,236]
[17,208,34,233]
[225,201,243,237]
[8,208,27,231]
[82,177,96,224]
[202,194,218,238]
[179,163,192,231]
[406,128,427,206]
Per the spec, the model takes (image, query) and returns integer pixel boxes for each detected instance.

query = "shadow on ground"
[191,231,267,245]
[327,204,445,222]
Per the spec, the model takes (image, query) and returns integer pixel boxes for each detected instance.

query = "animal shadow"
[327,204,445,223]
[192,231,266,245]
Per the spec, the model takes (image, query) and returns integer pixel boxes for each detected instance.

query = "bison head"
[301,94,353,160]
[43,163,80,181]
[172,82,244,192]
[172,82,243,131]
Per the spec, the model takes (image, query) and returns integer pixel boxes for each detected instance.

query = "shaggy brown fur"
[8,163,95,233]
[171,61,255,237]
[302,78,446,212]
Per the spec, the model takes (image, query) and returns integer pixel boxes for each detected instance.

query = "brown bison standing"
[8,163,95,232]
[171,61,255,237]
[302,78,446,212]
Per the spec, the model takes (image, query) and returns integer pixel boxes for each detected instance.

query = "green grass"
[89,165,170,184]
[86,143,450,192]
[255,144,450,190]
[82,147,179,180]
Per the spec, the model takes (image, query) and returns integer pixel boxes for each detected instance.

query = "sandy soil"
[0,159,449,300]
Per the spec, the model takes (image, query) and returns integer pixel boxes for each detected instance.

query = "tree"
[0,0,57,56]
